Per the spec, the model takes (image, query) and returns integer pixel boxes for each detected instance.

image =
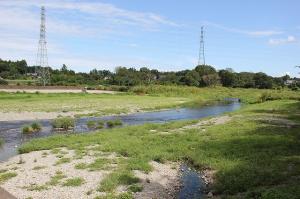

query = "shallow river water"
[0,100,241,162]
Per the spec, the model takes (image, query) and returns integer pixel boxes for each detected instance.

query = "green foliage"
[0,172,17,183]
[128,184,143,192]
[22,122,42,134]
[87,120,105,129]
[62,177,85,187]
[52,116,75,130]
[107,119,123,128]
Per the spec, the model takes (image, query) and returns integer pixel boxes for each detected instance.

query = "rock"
[207,192,213,198]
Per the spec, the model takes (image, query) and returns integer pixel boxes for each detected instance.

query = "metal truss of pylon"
[36,6,50,86]
[198,26,205,66]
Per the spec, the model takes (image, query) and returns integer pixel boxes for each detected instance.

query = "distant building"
[285,79,300,86]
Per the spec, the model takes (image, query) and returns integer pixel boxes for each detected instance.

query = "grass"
[0,172,17,183]
[107,119,123,128]
[52,117,75,130]
[54,157,71,165]
[47,171,66,186]
[87,120,105,129]
[75,158,116,171]
[62,177,85,187]
[0,92,187,114]
[18,99,300,198]
[22,122,42,134]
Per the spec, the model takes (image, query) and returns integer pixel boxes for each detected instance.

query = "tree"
[253,72,273,89]
[183,70,200,86]
[201,73,220,87]
[219,69,235,87]
[195,65,217,76]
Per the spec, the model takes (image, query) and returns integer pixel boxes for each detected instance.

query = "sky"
[0,0,299,77]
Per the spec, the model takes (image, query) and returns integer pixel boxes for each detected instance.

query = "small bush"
[107,119,123,128]
[31,122,42,131]
[22,122,42,134]
[52,117,75,130]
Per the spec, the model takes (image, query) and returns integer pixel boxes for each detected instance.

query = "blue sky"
[0,0,299,77]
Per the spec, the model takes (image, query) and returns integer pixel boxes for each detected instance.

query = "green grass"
[47,171,66,186]
[52,117,75,130]
[0,92,187,114]
[107,119,123,128]
[22,122,42,134]
[18,99,300,198]
[54,157,71,165]
[0,172,17,183]
[87,120,105,129]
[62,177,85,187]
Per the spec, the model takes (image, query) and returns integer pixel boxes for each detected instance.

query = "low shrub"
[31,122,42,131]
[52,117,75,130]
[22,122,42,134]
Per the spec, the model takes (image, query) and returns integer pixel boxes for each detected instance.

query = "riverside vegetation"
[7,86,298,199]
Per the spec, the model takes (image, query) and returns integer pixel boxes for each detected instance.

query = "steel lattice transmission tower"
[198,26,205,66]
[36,6,50,86]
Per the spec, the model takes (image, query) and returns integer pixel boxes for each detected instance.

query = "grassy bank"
[131,85,300,104]
[1,86,299,115]
[0,92,187,113]
[19,99,300,198]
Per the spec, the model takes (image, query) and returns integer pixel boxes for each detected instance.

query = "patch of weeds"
[33,166,46,170]
[87,120,97,128]
[88,158,114,171]
[52,116,75,130]
[25,184,48,191]
[87,120,105,129]
[107,119,123,128]
[51,148,61,154]
[75,163,88,170]
[47,170,66,186]
[55,157,71,165]
[128,184,143,192]
[0,172,17,183]
[62,177,85,187]
[94,192,133,199]
[99,170,140,192]
[22,122,42,134]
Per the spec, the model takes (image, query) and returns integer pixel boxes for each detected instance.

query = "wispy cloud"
[203,21,283,37]
[268,36,297,45]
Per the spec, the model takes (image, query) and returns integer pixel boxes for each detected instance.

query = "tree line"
[0,58,297,89]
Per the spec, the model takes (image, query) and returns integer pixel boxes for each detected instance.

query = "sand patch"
[0,148,117,199]
[133,161,180,199]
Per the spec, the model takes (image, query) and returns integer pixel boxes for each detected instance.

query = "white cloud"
[203,21,283,37]
[268,36,297,45]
